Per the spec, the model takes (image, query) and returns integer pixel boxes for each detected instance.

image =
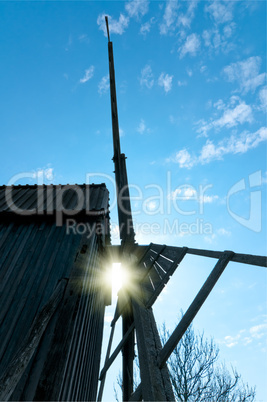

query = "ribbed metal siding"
[0,221,81,373]
[0,184,110,401]
[0,221,106,401]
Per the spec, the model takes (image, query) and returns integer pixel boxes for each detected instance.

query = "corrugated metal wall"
[0,184,110,401]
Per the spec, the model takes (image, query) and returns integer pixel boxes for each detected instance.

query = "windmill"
[97,17,267,402]
[0,16,265,402]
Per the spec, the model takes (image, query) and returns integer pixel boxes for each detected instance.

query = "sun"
[111,263,129,299]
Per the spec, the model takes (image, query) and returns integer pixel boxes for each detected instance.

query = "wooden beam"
[145,247,188,308]
[158,251,234,368]
[0,279,67,401]
[99,322,135,382]
[129,384,142,401]
[132,299,175,401]
[97,324,116,401]
[150,243,267,267]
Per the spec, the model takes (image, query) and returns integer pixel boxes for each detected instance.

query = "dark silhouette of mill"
[0,17,266,402]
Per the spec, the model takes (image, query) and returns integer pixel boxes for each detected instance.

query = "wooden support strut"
[132,298,175,401]
[158,250,235,368]
[99,322,135,383]
[97,324,116,401]
[0,279,68,401]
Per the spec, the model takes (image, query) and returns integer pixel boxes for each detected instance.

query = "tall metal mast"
[105,17,135,248]
[105,17,135,401]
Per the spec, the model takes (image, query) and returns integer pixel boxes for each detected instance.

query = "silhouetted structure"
[0,184,110,401]
[0,19,266,402]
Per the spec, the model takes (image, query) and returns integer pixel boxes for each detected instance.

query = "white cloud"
[168,187,197,200]
[159,0,179,35]
[259,86,267,110]
[205,1,233,24]
[204,233,217,244]
[199,127,267,163]
[167,127,267,168]
[97,13,129,36]
[217,228,231,236]
[187,68,193,77]
[168,187,219,204]
[223,56,266,94]
[200,194,219,204]
[197,98,253,136]
[65,35,73,51]
[32,166,54,183]
[250,323,267,339]
[222,322,267,348]
[177,1,198,28]
[140,17,155,35]
[158,72,173,93]
[202,23,235,54]
[78,34,90,44]
[79,66,94,84]
[177,80,187,87]
[119,127,125,137]
[125,0,149,19]
[223,22,235,38]
[179,33,201,58]
[139,65,154,89]
[167,149,196,169]
[98,75,110,95]
[137,118,150,134]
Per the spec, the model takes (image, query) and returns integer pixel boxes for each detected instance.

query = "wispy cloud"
[197,97,253,137]
[98,74,110,95]
[79,66,95,84]
[177,1,198,28]
[217,228,231,236]
[78,34,90,44]
[177,80,187,87]
[158,72,173,93]
[140,17,155,36]
[125,0,149,19]
[205,1,234,24]
[159,0,179,35]
[137,118,150,134]
[222,322,267,348]
[139,65,154,89]
[167,127,267,168]
[97,13,129,36]
[259,86,267,111]
[179,33,201,58]
[168,187,219,204]
[65,34,73,51]
[223,56,266,94]
[202,24,236,54]
[199,128,267,162]
[32,165,54,183]
[167,149,195,169]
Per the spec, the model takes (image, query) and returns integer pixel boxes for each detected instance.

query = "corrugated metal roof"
[0,184,109,219]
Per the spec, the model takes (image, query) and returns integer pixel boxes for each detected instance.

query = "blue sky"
[0,1,266,400]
